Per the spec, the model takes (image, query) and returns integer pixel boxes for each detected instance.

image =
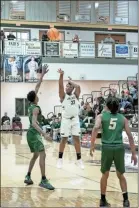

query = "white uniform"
[60,93,80,137]
[28,61,38,79]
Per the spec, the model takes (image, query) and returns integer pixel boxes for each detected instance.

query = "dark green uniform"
[27,104,44,153]
[101,111,125,174]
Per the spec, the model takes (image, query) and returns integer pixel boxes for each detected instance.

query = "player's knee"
[116,171,124,180]
[32,153,39,160]
[102,171,109,179]
[61,137,67,144]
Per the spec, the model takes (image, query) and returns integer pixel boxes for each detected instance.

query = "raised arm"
[58,69,65,102]
[35,64,49,94]
[124,118,137,165]
[68,77,81,99]
[90,114,102,156]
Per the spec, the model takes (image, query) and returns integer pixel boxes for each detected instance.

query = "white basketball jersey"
[62,94,80,118]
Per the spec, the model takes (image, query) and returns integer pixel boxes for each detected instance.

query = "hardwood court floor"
[1,132,138,207]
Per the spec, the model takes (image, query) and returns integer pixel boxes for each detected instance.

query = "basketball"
[47,28,60,41]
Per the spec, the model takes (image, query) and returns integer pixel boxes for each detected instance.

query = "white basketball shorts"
[60,116,80,137]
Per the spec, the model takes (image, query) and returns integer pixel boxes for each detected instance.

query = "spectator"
[42,31,49,42]
[7,32,16,40]
[0,30,5,53]
[103,34,115,44]
[97,93,105,105]
[12,114,22,135]
[1,112,10,126]
[58,113,62,121]
[41,31,49,56]
[120,91,133,113]
[79,103,88,120]
[72,34,79,43]
[51,118,61,141]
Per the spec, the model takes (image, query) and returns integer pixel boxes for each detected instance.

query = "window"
[15,98,29,116]
[114,0,129,24]
[4,29,30,40]
[56,0,71,22]
[96,1,110,24]
[75,0,91,22]
[9,1,25,20]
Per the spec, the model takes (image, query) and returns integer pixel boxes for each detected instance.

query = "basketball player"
[8,57,18,78]
[24,64,55,190]
[28,56,38,79]
[56,69,84,169]
[90,97,137,207]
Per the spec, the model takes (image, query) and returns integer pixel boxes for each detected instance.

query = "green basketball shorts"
[27,130,45,153]
[101,144,125,174]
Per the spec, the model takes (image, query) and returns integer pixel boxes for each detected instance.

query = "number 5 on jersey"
[109,118,118,130]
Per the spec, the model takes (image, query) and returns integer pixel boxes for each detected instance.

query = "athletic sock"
[77,153,81,160]
[59,152,63,159]
[101,194,106,202]
[27,172,31,177]
[42,176,46,180]
[123,192,128,201]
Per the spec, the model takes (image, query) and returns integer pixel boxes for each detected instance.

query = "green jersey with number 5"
[101,111,125,145]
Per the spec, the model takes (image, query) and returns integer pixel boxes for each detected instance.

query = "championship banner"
[25,41,41,55]
[0,55,4,82]
[122,131,138,147]
[131,45,138,58]
[79,43,95,57]
[23,56,42,82]
[62,43,78,58]
[4,55,23,82]
[45,42,60,56]
[4,40,23,55]
[98,44,112,58]
[115,44,129,58]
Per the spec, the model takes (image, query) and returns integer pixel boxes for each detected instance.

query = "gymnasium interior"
[1,0,138,207]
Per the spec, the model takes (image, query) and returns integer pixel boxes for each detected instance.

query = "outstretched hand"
[58,68,64,75]
[42,64,49,75]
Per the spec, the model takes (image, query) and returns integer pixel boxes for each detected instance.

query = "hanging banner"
[98,43,112,58]
[131,45,138,58]
[79,43,95,57]
[25,41,41,55]
[122,131,138,147]
[45,42,60,56]
[4,55,23,82]
[4,40,23,55]
[23,56,42,83]
[62,43,78,58]
[115,44,129,58]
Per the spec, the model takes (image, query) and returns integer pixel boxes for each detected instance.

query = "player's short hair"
[67,82,74,90]
[106,97,119,114]
[27,90,36,102]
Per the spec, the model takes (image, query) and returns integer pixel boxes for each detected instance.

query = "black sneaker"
[100,199,111,207]
[123,200,130,207]
[24,175,33,185]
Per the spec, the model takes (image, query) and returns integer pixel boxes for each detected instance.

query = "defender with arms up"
[24,64,54,190]
[90,97,137,207]
[57,69,84,169]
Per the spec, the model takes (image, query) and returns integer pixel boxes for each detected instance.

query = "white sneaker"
[76,159,84,169]
[57,159,63,169]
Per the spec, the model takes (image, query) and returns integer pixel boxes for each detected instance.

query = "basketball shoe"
[99,199,111,207]
[76,159,84,169]
[24,175,33,185]
[39,179,55,190]
[57,158,63,169]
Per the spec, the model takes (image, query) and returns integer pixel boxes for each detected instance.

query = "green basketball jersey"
[28,104,42,133]
[101,111,125,145]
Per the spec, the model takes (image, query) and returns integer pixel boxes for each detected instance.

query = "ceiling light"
[12,1,17,3]
[95,2,99,9]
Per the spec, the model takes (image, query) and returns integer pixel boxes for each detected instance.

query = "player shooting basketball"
[90,97,137,207]
[56,69,84,169]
